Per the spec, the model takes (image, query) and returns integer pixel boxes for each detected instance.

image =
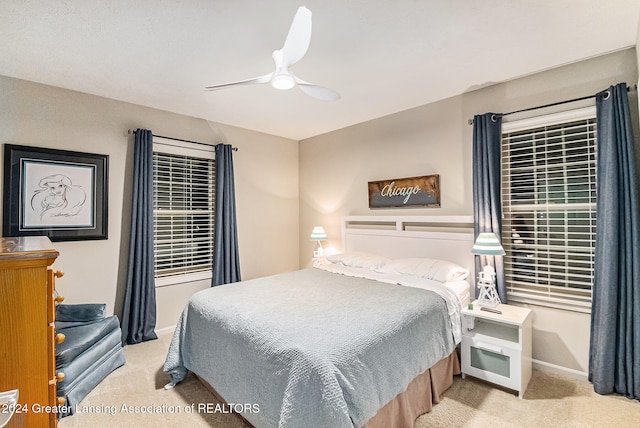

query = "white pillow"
[376,257,469,283]
[325,252,390,270]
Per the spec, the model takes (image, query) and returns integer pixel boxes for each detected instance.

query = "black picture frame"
[3,144,109,241]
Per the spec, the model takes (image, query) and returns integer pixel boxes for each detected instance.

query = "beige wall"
[299,96,470,259]
[299,48,639,375]
[0,75,299,330]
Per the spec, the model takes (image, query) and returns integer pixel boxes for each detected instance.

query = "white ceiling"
[1,1,638,140]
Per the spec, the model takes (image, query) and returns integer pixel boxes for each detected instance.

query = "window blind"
[153,151,216,283]
[501,109,596,313]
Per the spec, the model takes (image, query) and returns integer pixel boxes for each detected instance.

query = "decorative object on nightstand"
[310,226,328,257]
[471,232,505,308]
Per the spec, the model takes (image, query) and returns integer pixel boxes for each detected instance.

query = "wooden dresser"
[0,236,64,428]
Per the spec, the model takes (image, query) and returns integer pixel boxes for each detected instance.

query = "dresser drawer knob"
[55,295,65,303]
[55,270,64,278]
[56,372,66,382]
[58,397,67,406]
[56,333,66,344]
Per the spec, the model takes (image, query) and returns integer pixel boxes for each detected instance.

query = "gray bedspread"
[164,268,456,428]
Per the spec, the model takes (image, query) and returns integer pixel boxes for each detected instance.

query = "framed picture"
[368,174,440,208]
[3,144,109,241]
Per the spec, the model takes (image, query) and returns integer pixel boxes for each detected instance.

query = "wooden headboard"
[341,216,475,277]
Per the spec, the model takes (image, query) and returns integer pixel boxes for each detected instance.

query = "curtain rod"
[127,129,238,151]
[467,84,637,126]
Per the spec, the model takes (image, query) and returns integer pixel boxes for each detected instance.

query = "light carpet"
[58,332,640,428]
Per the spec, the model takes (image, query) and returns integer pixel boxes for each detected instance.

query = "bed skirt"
[362,349,461,428]
[196,349,460,428]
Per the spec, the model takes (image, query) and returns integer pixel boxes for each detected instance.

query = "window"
[153,140,215,286]
[501,107,596,313]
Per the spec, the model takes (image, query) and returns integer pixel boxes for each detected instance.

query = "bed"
[164,216,475,428]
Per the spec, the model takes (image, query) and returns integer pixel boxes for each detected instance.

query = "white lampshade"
[310,226,327,241]
[471,232,506,256]
[472,232,504,308]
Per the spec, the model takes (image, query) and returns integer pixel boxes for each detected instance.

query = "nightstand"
[460,300,532,398]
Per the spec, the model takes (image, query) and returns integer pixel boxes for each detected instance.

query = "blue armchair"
[55,304,125,417]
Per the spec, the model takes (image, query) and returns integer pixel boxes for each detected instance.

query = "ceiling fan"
[205,6,340,101]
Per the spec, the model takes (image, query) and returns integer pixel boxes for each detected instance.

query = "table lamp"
[471,232,505,308]
[310,226,327,258]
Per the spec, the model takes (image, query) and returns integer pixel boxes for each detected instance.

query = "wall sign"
[368,174,440,208]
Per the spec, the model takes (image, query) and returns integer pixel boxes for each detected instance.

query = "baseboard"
[155,325,176,337]
[533,359,588,382]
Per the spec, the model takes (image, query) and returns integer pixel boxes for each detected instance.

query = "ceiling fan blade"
[205,73,273,90]
[293,74,340,101]
[281,6,312,67]
[297,83,341,101]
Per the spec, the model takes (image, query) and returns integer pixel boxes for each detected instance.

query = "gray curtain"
[121,128,157,345]
[472,113,507,303]
[589,83,640,400]
[212,144,241,286]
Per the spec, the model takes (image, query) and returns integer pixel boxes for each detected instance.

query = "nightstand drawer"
[461,336,521,390]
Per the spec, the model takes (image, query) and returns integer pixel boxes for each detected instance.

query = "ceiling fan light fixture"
[271,74,296,90]
[205,7,339,100]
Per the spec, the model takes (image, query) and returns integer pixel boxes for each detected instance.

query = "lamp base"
[313,243,324,258]
[476,264,501,308]
[477,281,501,308]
